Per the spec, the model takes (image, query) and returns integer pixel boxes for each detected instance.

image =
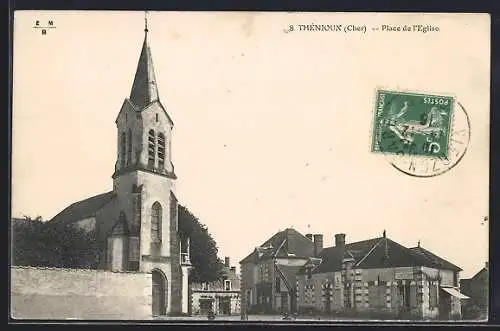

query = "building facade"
[189,257,241,316]
[241,228,469,320]
[47,20,192,316]
[296,232,468,320]
[239,228,321,314]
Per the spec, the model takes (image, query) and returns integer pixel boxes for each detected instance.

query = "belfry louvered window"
[148,129,156,168]
[120,132,126,167]
[127,129,132,165]
[158,133,165,169]
[151,202,162,243]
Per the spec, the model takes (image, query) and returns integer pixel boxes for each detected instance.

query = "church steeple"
[130,12,159,109]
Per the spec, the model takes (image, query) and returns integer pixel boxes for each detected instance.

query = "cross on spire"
[144,11,149,33]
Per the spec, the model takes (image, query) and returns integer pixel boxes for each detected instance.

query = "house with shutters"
[239,228,324,314]
[46,17,192,316]
[189,257,241,316]
[296,231,469,320]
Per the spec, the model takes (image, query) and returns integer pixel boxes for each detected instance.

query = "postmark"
[371,90,454,159]
[386,101,471,177]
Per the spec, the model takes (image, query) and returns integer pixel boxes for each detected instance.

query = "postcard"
[10,11,490,322]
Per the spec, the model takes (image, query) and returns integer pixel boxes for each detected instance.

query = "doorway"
[439,290,451,320]
[219,297,231,315]
[152,269,168,316]
[199,298,214,315]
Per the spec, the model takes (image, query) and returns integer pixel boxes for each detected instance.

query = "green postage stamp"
[371,90,455,158]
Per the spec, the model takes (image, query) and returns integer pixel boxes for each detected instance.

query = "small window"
[224,280,232,291]
[127,129,132,165]
[275,276,281,291]
[151,202,162,243]
[202,282,210,291]
[156,113,159,123]
[120,132,126,167]
[398,283,411,308]
[307,267,312,280]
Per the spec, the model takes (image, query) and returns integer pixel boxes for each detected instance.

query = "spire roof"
[129,16,159,109]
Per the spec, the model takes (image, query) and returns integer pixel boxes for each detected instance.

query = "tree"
[11,216,99,269]
[177,205,224,283]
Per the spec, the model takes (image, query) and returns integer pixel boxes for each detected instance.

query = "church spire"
[130,11,159,109]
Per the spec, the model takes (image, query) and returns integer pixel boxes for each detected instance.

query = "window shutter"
[158,133,165,168]
[429,283,437,307]
[391,285,398,308]
[148,130,156,168]
[410,284,417,308]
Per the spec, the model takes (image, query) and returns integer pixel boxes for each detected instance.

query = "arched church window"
[158,133,166,169]
[127,129,132,165]
[151,202,162,243]
[148,129,156,168]
[120,132,126,167]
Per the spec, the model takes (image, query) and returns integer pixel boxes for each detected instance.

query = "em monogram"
[371,90,455,158]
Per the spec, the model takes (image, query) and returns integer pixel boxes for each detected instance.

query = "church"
[47,18,192,316]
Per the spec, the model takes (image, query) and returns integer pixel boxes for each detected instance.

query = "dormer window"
[202,282,209,291]
[224,280,232,291]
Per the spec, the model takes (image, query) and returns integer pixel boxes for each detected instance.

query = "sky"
[12,11,490,278]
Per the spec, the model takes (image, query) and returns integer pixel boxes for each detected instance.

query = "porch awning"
[441,287,470,299]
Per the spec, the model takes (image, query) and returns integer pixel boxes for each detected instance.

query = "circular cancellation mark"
[384,101,471,178]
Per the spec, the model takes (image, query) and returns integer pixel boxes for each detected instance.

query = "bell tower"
[110,13,191,315]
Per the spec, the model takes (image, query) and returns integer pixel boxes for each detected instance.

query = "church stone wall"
[137,171,174,258]
[11,266,152,320]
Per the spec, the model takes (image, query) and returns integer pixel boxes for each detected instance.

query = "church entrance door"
[152,269,168,316]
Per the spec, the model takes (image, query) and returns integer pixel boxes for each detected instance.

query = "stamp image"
[371,90,455,158]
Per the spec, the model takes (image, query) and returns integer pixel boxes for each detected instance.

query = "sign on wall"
[394,267,414,280]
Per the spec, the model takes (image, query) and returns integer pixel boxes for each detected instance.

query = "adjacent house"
[239,228,322,314]
[189,257,241,316]
[460,262,489,320]
[296,231,468,319]
[240,228,469,320]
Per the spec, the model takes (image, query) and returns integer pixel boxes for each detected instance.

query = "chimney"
[335,233,346,248]
[335,233,346,260]
[305,233,313,241]
[313,234,324,257]
[225,257,230,268]
[485,262,489,269]
[383,230,389,260]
